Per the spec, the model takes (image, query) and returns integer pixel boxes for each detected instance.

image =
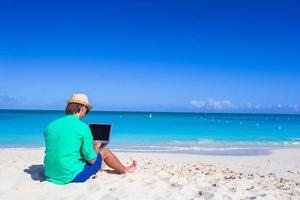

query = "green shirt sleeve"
[77,123,97,161]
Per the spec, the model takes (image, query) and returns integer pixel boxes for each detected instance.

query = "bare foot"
[124,160,137,173]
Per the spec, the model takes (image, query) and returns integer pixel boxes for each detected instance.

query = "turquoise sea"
[0,110,300,155]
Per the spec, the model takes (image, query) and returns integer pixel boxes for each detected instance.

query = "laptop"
[89,123,112,149]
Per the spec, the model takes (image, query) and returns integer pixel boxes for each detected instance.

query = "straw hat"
[67,93,93,110]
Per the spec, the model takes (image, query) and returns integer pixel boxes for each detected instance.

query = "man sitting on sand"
[44,93,137,185]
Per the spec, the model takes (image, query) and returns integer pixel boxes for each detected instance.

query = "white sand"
[1,148,300,200]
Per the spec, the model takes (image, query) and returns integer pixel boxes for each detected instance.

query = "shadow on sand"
[24,164,45,182]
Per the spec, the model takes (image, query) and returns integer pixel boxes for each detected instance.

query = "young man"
[44,93,137,185]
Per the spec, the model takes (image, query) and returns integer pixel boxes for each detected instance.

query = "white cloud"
[190,99,299,113]
[190,98,233,110]
[244,102,253,108]
[240,102,261,109]
[190,100,206,108]
[292,104,299,110]
[207,98,232,109]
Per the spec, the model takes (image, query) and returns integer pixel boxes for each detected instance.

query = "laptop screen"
[89,124,111,142]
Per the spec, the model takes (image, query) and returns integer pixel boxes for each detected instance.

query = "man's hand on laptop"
[93,140,102,152]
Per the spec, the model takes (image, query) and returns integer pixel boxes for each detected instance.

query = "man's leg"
[99,147,137,173]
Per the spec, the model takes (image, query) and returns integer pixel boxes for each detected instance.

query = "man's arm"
[86,140,101,164]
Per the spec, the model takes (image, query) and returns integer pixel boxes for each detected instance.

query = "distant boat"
[143,113,152,118]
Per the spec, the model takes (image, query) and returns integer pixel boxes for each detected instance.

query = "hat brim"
[67,100,93,110]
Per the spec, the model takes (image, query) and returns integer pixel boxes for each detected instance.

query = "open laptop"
[89,123,112,149]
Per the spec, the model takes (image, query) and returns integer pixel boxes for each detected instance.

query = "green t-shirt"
[44,114,97,185]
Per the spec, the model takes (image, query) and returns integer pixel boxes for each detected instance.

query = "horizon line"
[0,108,299,116]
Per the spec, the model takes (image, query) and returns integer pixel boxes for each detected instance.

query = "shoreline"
[1,145,300,156]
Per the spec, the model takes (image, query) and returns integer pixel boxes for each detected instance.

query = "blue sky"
[0,0,299,113]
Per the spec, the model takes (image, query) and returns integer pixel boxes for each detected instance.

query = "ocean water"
[0,110,300,155]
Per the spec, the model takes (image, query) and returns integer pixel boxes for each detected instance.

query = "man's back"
[44,114,96,185]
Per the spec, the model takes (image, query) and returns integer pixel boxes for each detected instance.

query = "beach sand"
[1,148,300,200]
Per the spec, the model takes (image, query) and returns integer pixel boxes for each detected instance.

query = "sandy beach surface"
[1,148,300,200]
